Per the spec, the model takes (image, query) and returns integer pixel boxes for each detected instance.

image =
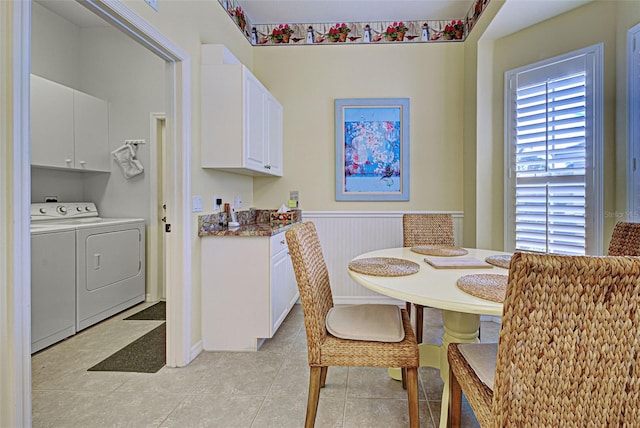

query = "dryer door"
[84,228,141,290]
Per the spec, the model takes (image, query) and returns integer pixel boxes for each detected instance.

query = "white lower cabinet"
[201,231,299,351]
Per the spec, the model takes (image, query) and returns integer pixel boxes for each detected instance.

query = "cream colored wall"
[615,2,640,234]
[120,0,256,346]
[461,0,503,248]
[114,1,467,352]
[480,1,621,252]
[252,43,466,211]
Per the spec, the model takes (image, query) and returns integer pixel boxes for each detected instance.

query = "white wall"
[31,3,80,88]
[30,3,85,204]
[79,26,165,220]
[31,168,84,202]
[30,2,165,224]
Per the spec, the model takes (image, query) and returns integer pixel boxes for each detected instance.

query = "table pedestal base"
[388,310,480,428]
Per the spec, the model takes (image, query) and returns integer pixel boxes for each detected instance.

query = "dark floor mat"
[124,301,166,321]
[88,323,166,373]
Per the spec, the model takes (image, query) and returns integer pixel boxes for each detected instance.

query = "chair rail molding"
[302,211,464,304]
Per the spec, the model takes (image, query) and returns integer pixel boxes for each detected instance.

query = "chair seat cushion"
[326,304,405,342]
[457,342,498,390]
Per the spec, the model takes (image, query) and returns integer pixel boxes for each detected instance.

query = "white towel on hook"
[112,144,144,179]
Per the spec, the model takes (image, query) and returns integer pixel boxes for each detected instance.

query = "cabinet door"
[30,75,75,169]
[244,71,266,173]
[270,247,294,336]
[74,91,110,172]
[265,94,283,176]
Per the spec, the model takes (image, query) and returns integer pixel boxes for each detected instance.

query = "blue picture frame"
[335,98,410,201]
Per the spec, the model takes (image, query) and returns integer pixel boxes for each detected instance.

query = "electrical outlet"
[214,196,222,211]
[235,195,242,209]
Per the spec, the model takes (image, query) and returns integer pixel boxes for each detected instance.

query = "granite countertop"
[198,221,299,237]
[198,208,302,237]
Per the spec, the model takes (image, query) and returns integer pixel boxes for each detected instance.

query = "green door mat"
[88,323,166,373]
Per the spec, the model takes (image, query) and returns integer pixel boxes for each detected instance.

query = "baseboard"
[190,340,203,362]
[481,315,501,324]
[333,296,404,305]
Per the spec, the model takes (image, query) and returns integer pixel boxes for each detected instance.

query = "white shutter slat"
[512,68,587,255]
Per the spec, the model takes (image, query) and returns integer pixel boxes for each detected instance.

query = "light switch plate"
[192,195,203,213]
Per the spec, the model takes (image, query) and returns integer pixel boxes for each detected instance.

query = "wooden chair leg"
[448,363,462,428]
[305,367,322,428]
[406,367,419,428]
[320,366,328,388]
[415,304,424,344]
[405,301,411,317]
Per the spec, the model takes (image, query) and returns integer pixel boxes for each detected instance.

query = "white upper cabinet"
[73,90,110,172]
[200,46,283,176]
[30,74,110,172]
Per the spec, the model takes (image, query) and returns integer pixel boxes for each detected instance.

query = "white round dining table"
[348,247,509,428]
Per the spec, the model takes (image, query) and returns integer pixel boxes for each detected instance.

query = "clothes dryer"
[73,218,145,330]
[30,203,146,338]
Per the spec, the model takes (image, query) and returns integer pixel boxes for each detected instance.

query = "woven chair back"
[607,221,640,256]
[402,213,454,247]
[492,252,640,426]
[285,222,334,365]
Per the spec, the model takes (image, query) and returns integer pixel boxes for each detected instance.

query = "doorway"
[2,1,193,425]
[150,113,167,301]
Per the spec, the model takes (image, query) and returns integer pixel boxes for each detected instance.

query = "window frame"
[627,23,640,223]
[504,44,604,255]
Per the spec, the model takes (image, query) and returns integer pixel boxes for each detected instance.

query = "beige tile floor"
[32,302,500,427]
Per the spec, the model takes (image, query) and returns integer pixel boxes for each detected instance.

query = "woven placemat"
[410,245,468,256]
[485,254,512,269]
[457,274,508,303]
[348,257,420,277]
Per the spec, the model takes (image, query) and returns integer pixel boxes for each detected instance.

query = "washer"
[30,202,146,351]
[30,221,76,353]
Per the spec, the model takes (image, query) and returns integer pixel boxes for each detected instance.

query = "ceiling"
[37,0,593,40]
[238,0,476,24]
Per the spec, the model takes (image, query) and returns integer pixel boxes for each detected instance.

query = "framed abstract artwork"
[335,98,410,201]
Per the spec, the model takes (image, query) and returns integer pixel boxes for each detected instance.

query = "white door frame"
[79,0,193,367]
[1,1,32,426]
[2,1,193,425]
[627,22,640,222]
[149,112,166,302]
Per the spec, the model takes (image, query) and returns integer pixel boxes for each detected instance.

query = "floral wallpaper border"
[219,0,489,46]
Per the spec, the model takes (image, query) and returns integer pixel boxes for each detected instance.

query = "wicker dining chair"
[447,252,640,427]
[286,222,420,428]
[607,220,640,255]
[402,213,455,343]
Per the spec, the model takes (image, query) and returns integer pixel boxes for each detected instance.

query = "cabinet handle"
[65,159,72,163]
[79,160,86,165]
[280,240,285,245]
[264,164,271,169]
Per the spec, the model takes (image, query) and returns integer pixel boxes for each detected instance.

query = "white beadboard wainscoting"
[300,211,464,305]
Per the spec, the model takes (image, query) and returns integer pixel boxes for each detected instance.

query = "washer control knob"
[57,206,67,214]
[76,207,83,212]
[39,208,46,214]
[85,206,92,212]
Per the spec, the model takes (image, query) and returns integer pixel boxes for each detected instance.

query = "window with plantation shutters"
[505,45,603,256]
